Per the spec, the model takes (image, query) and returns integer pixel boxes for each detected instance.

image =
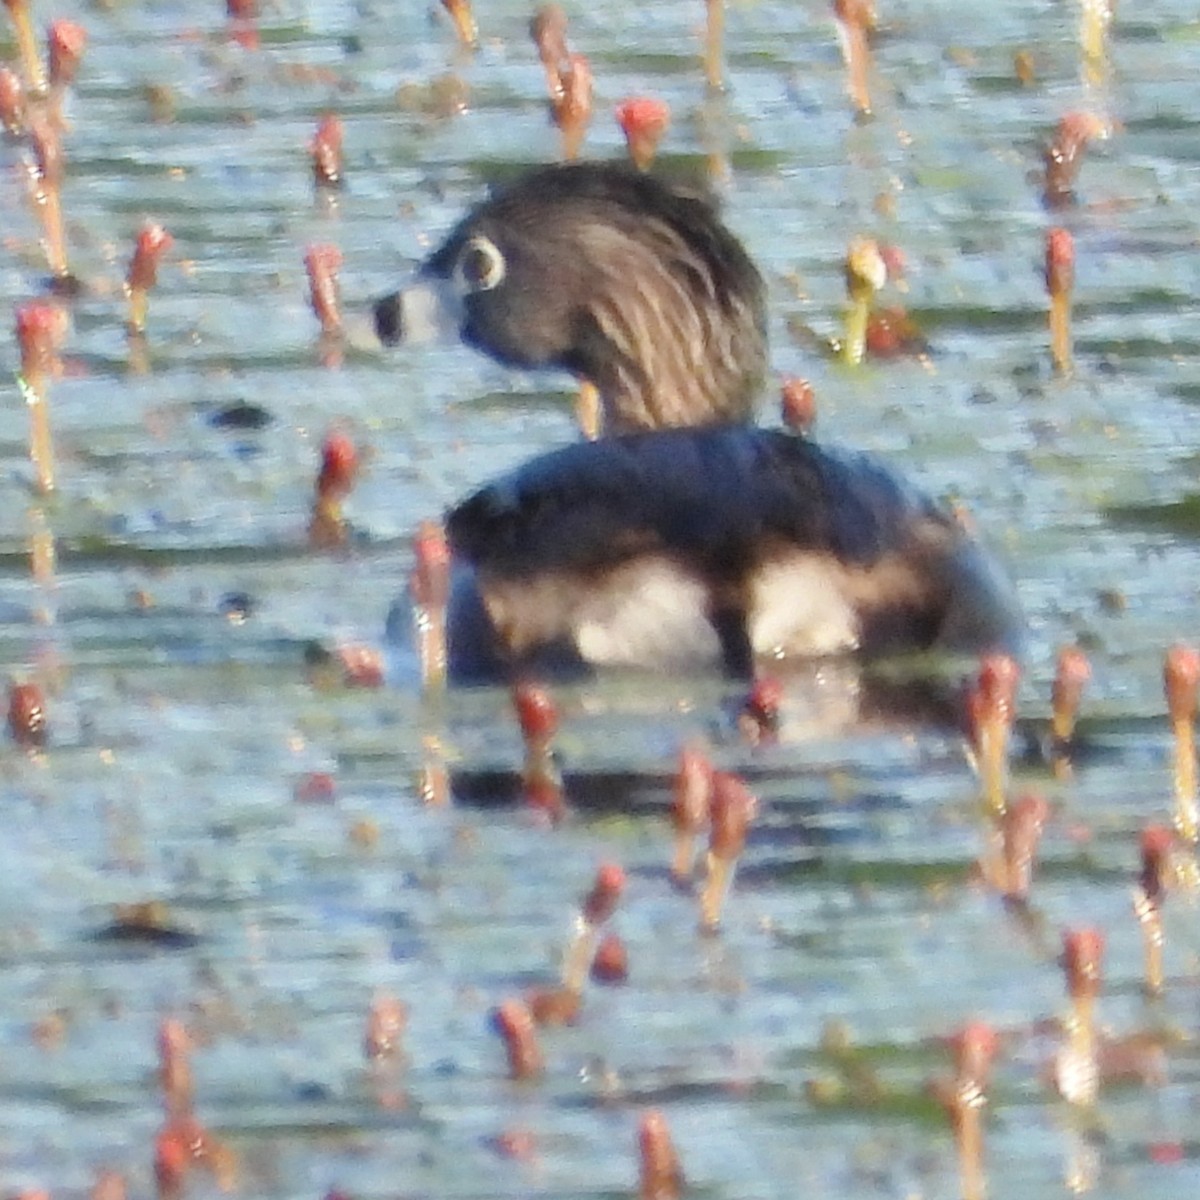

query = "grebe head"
[374,162,767,433]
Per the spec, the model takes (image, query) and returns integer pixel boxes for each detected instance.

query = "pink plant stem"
[561,863,624,992]
[363,992,407,1060]
[972,654,1020,817]
[3,0,46,92]
[309,114,343,189]
[704,0,724,91]
[28,505,55,590]
[46,19,86,128]
[1058,929,1103,1106]
[670,740,714,883]
[1079,0,1113,70]
[638,1109,684,1200]
[514,681,559,790]
[832,0,873,116]
[950,1022,997,1200]
[1045,228,1075,376]
[999,792,1048,902]
[699,772,756,931]
[15,302,62,494]
[842,236,886,366]
[492,999,543,1080]
[1134,825,1172,995]
[1164,645,1200,845]
[305,243,343,336]
[555,53,592,161]
[780,376,817,432]
[8,680,47,748]
[29,119,68,279]
[418,733,449,806]
[0,66,26,133]
[127,223,174,334]
[530,5,568,103]
[308,430,357,548]
[411,521,450,688]
[1051,645,1090,745]
[440,0,477,48]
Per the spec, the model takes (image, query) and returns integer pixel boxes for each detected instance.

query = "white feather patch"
[748,555,860,659]
[572,558,722,667]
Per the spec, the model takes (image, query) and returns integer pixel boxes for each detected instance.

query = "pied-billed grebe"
[375,162,1023,680]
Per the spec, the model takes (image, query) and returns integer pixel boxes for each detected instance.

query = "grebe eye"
[454,235,506,293]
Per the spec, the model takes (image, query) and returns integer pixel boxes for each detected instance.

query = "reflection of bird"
[376,163,1023,681]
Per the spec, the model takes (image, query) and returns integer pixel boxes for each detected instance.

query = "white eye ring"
[453,235,506,294]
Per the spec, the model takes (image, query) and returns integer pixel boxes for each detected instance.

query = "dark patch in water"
[207,399,274,430]
[1105,493,1200,536]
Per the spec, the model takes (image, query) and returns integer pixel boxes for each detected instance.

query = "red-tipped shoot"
[154,1123,190,1200]
[0,67,23,133]
[226,0,259,49]
[492,999,544,1080]
[638,1109,684,1200]
[1135,825,1173,996]
[946,1021,997,1200]
[969,653,1020,817]
[127,223,173,334]
[441,0,477,48]
[308,429,358,548]
[581,861,625,927]
[1051,644,1090,750]
[780,376,817,432]
[15,301,63,494]
[562,862,625,992]
[48,19,86,87]
[591,932,629,984]
[513,681,565,819]
[1063,927,1105,1004]
[997,791,1048,902]
[615,96,670,171]
[8,680,47,748]
[1042,111,1107,207]
[305,243,343,337]
[1057,927,1103,1105]
[310,114,344,189]
[699,771,756,931]
[832,0,875,116]
[47,14,86,127]
[1138,825,1173,907]
[364,992,407,1061]
[554,53,592,161]
[530,4,569,101]
[738,674,783,745]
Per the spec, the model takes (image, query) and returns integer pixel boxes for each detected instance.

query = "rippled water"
[3,0,1200,1196]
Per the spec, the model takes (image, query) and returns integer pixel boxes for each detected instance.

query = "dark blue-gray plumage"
[375,162,1024,682]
